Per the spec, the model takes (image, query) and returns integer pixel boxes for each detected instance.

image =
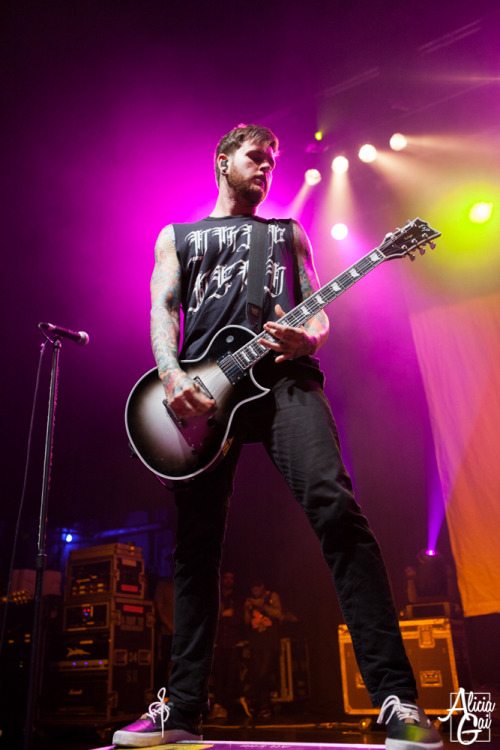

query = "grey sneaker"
[112,688,202,747]
[377,695,443,750]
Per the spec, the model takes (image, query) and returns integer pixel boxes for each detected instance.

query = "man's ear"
[219,154,229,174]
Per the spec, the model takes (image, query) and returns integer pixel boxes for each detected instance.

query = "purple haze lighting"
[426,476,447,564]
[425,548,436,556]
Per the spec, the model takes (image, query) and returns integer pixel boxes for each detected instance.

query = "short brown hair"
[214,123,279,185]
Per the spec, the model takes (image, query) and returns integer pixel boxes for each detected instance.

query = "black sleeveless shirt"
[173,215,304,360]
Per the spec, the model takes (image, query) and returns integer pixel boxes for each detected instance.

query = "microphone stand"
[23,335,62,750]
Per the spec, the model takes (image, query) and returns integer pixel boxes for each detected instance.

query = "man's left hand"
[260,304,317,363]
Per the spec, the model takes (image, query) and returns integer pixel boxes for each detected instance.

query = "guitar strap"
[246,219,268,332]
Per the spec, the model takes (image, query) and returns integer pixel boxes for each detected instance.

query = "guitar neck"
[282,246,386,328]
[233,245,387,371]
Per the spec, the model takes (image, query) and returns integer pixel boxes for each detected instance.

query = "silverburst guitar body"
[125,218,440,481]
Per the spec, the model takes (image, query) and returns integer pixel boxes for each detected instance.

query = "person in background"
[244,580,282,718]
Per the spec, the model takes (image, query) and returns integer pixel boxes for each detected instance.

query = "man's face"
[224,139,276,207]
[251,583,265,598]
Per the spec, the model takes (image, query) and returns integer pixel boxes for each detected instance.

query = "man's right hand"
[164,370,216,419]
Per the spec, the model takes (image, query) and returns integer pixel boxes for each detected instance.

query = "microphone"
[38,322,90,346]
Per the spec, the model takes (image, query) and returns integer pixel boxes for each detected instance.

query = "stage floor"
[78,721,500,750]
[91,740,384,750]
[25,714,500,749]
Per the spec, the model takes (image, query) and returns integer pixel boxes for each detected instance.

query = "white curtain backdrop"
[411,293,500,617]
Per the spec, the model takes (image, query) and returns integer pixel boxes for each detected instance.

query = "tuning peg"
[419,246,426,255]
[429,241,436,250]
[408,253,416,262]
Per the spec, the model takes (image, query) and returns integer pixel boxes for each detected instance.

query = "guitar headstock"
[380,218,441,261]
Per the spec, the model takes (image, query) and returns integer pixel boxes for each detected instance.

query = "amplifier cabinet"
[338,618,470,715]
[66,543,145,601]
[63,596,155,633]
[41,599,154,722]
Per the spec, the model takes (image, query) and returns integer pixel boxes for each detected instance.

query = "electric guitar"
[125,218,440,481]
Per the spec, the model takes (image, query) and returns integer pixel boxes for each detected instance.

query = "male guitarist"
[113,124,443,750]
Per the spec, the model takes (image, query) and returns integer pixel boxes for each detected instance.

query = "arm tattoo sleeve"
[150,225,190,400]
[292,220,330,346]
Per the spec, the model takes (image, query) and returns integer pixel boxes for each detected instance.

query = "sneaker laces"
[377,695,421,726]
[145,687,171,736]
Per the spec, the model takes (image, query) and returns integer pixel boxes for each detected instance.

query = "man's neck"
[210,192,258,218]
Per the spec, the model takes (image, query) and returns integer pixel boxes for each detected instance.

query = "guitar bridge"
[163,400,185,427]
[162,378,214,427]
[193,376,214,400]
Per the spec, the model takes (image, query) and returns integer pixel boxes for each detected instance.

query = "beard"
[226,169,268,207]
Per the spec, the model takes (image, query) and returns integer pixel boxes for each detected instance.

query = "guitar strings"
[214,221,432,378]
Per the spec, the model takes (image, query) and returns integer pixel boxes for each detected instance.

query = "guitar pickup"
[217,353,245,385]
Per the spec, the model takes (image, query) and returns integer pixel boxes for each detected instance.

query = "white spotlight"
[358,144,377,163]
[331,156,349,174]
[469,201,493,224]
[331,223,348,240]
[390,133,407,151]
[305,168,322,186]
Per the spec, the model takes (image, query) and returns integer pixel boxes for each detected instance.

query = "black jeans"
[168,359,416,714]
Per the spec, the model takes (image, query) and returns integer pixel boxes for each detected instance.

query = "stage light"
[358,144,377,163]
[415,548,448,598]
[331,155,349,174]
[405,548,459,618]
[305,168,322,186]
[64,532,73,543]
[469,201,493,224]
[331,223,348,240]
[314,131,323,141]
[390,133,407,151]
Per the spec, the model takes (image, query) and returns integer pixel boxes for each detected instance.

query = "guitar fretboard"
[232,247,386,371]
[215,218,438,387]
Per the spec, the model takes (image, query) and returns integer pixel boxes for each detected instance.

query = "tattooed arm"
[261,220,329,363]
[150,225,215,417]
